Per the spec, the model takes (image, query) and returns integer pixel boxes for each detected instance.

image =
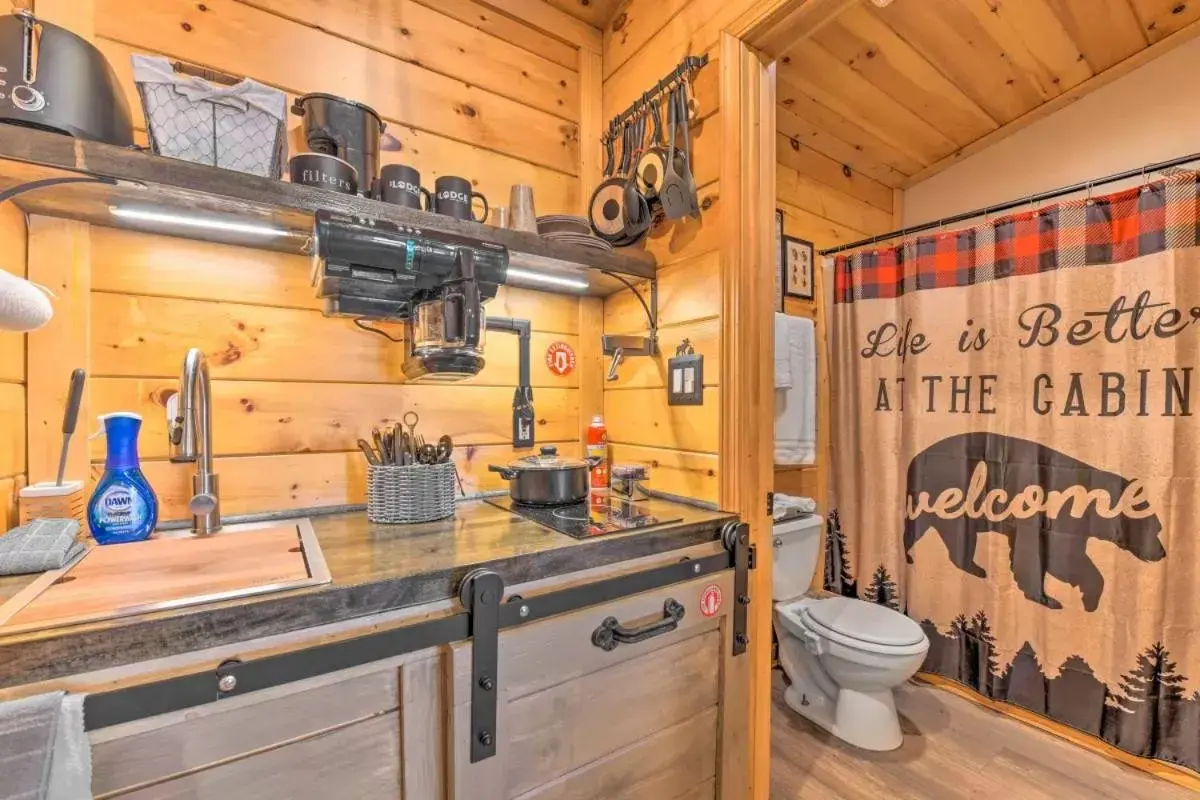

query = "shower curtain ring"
[1085,181,1094,206]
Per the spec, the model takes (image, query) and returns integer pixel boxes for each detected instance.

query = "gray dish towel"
[0,520,86,577]
[0,691,92,800]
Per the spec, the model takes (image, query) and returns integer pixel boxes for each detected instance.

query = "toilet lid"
[801,596,925,647]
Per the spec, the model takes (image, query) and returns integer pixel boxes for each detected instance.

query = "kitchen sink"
[0,517,330,635]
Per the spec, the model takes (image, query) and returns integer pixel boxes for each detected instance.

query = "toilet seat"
[777,596,927,656]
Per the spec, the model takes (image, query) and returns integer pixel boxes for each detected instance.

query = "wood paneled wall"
[92,0,598,216]
[774,51,899,509]
[0,205,26,530]
[599,0,765,505]
[15,0,604,524]
[25,224,580,523]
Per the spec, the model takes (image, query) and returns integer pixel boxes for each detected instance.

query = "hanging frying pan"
[636,96,669,200]
[589,121,633,242]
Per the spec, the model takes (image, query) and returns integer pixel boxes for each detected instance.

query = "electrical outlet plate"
[667,352,703,405]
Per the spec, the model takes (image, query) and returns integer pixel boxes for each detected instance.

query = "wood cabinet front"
[85,567,747,799]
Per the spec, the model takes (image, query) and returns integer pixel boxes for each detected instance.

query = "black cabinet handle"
[591,599,685,651]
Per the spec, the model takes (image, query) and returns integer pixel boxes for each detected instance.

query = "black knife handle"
[62,369,86,435]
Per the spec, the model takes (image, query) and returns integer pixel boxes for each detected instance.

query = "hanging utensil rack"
[603,53,708,140]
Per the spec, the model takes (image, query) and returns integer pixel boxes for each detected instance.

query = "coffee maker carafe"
[404,249,486,382]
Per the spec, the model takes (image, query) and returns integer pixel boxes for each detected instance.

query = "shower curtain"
[828,170,1200,772]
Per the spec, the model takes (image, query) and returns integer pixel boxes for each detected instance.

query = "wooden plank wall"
[774,52,899,511]
[19,0,605,523]
[0,205,26,530]
[600,0,770,505]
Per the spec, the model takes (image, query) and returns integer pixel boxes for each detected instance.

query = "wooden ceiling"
[773,0,1200,188]
[545,0,625,27]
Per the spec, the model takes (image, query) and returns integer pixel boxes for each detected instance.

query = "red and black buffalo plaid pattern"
[833,170,1200,304]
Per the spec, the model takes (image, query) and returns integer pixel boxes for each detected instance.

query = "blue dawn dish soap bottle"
[88,412,158,544]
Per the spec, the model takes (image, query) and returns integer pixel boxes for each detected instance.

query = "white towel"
[773,493,816,521]
[0,691,92,800]
[774,313,816,465]
[774,312,793,389]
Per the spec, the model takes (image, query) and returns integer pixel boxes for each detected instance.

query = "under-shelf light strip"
[505,267,589,290]
[109,206,289,237]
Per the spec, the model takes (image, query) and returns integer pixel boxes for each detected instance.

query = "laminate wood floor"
[770,671,1196,799]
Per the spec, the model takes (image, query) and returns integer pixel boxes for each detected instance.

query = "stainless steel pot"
[489,446,601,506]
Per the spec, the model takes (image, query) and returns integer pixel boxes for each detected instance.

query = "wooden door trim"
[718,30,776,800]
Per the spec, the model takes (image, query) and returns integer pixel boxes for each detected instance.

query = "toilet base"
[783,681,903,752]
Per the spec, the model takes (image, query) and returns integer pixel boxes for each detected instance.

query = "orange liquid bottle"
[586,414,609,491]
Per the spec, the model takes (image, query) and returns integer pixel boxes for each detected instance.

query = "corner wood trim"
[917,673,1200,793]
[718,32,776,800]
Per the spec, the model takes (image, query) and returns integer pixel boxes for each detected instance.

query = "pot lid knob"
[539,445,558,456]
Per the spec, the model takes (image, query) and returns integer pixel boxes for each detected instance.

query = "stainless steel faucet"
[167,348,221,534]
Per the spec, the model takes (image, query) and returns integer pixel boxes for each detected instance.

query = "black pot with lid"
[292,93,385,197]
[489,446,602,506]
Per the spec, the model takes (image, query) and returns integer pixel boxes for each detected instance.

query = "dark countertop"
[0,497,735,688]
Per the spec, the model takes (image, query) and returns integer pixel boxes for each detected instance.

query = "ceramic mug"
[379,164,432,210]
[289,153,358,195]
[433,175,488,223]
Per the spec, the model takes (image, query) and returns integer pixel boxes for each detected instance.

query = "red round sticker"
[545,341,577,376]
[700,584,723,617]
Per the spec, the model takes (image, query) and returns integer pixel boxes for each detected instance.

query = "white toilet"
[772,515,929,751]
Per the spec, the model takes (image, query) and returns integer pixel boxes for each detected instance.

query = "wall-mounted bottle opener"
[667,339,703,405]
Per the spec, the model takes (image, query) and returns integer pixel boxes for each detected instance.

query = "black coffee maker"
[292,94,385,197]
[312,210,534,446]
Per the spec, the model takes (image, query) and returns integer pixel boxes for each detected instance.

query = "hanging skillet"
[589,120,633,242]
[636,97,668,200]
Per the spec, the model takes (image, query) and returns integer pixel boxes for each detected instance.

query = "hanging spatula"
[677,78,701,219]
[658,83,691,220]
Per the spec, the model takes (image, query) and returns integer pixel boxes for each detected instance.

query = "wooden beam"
[732,0,856,59]
[719,31,774,800]
[578,49,604,217]
[902,15,1200,188]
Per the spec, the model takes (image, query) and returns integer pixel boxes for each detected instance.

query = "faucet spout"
[169,348,221,534]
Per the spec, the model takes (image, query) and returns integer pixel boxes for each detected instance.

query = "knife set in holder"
[366,462,458,524]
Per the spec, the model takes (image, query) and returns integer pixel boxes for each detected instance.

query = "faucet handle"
[188,493,217,516]
[166,391,193,462]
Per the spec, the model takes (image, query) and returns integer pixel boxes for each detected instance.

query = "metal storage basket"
[367,462,457,524]
[132,55,287,178]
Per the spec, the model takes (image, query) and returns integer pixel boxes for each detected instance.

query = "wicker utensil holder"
[367,463,457,524]
[17,481,87,538]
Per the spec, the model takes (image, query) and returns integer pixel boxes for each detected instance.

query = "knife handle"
[62,369,86,435]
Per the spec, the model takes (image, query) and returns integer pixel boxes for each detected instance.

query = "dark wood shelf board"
[0,126,656,296]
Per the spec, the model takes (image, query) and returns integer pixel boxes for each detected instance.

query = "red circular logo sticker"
[700,584,723,617]
[545,341,576,376]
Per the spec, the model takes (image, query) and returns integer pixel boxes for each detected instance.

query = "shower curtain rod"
[818,151,1200,257]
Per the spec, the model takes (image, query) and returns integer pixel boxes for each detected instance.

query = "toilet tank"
[772,515,824,601]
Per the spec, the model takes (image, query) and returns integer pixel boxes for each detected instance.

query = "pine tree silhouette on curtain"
[863,565,900,610]
[823,510,857,597]
[965,611,999,697]
[1104,642,1188,757]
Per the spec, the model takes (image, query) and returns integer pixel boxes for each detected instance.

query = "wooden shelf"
[0,126,656,297]
[774,463,816,472]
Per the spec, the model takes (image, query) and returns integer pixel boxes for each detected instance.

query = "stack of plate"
[537,215,614,252]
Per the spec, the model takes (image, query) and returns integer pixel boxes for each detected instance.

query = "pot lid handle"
[539,445,558,456]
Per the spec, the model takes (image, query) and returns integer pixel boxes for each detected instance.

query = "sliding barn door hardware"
[723,521,753,657]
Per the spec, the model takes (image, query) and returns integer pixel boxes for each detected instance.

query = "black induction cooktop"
[486,495,681,539]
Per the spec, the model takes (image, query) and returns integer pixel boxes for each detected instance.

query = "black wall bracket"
[723,521,752,657]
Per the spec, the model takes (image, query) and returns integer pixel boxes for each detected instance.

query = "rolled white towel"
[0,268,53,332]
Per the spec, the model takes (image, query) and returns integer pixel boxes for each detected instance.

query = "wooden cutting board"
[0,523,315,634]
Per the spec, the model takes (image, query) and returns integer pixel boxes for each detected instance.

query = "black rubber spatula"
[56,369,86,486]
[658,83,691,220]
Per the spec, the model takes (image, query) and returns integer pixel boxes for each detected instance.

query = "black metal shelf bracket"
[460,568,504,763]
[723,521,752,657]
[601,274,658,381]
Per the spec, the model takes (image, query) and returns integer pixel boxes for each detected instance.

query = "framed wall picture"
[783,235,815,301]
[775,209,784,311]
